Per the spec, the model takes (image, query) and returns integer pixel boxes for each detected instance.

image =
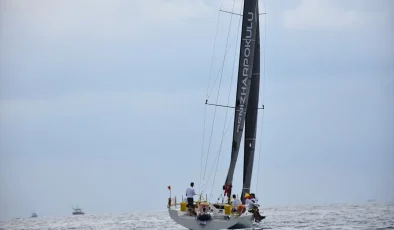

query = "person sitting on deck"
[197,203,212,221]
[248,193,265,222]
[244,193,253,209]
[231,194,245,215]
[244,193,262,222]
[198,202,206,214]
[250,193,259,204]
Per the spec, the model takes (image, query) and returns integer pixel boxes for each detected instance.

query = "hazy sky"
[0,0,393,219]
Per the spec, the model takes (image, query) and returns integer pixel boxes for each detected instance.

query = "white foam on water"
[0,203,393,229]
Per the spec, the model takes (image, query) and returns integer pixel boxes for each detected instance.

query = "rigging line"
[201,40,236,193]
[205,0,225,100]
[208,0,244,202]
[206,117,232,201]
[202,105,234,193]
[200,0,225,192]
[202,0,237,182]
[199,105,208,193]
[201,43,233,183]
[255,103,265,195]
[204,115,231,195]
[201,43,234,192]
[206,42,233,101]
[255,1,267,194]
[206,2,242,101]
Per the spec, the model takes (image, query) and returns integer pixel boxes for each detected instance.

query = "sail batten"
[223,0,259,200]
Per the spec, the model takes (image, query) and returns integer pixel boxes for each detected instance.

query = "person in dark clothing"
[197,207,212,221]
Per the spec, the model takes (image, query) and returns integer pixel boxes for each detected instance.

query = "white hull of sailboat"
[168,208,254,230]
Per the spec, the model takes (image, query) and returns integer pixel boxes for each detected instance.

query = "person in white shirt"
[231,194,245,215]
[244,194,254,209]
[231,194,241,207]
[186,182,197,211]
[250,193,259,204]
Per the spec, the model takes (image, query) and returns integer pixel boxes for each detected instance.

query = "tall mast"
[223,0,259,202]
[242,1,260,200]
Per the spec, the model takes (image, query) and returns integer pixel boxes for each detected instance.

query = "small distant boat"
[31,213,38,218]
[72,206,85,215]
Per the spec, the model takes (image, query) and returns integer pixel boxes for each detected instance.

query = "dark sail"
[223,0,259,201]
[242,2,260,200]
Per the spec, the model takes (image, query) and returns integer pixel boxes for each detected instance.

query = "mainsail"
[242,3,260,200]
[223,0,259,200]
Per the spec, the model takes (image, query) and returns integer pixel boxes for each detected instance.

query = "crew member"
[186,182,196,210]
[249,193,265,222]
[231,194,245,215]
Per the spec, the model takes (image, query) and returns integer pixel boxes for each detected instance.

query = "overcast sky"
[0,0,393,219]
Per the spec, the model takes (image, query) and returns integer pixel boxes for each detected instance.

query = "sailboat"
[168,0,264,229]
[72,205,85,215]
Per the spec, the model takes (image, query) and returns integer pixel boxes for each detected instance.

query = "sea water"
[1,203,393,229]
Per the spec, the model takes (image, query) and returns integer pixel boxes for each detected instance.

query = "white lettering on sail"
[236,11,254,133]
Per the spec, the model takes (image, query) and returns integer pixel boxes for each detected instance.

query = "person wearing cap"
[186,182,196,210]
[244,193,254,209]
